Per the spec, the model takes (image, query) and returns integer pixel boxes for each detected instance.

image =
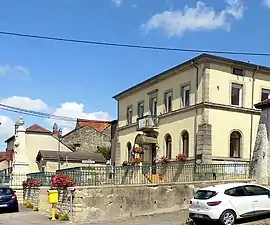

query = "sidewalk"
[84,210,189,225]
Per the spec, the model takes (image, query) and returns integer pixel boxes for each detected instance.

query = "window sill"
[231,104,243,107]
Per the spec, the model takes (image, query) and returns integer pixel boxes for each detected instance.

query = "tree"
[96,146,111,160]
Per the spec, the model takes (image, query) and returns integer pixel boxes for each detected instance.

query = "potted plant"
[176,153,187,161]
[159,156,169,165]
[50,174,76,189]
[133,157,141,165]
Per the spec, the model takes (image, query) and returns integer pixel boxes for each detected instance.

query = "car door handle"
[253,200,258,203]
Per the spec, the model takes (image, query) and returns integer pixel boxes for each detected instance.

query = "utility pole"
[57,127,62,171]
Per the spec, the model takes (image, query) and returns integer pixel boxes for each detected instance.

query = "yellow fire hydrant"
[48,190,59,221]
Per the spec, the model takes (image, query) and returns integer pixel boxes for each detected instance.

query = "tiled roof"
[26,124,50,133]
[0,152,6,162]
[76,119,111,132]
[36,150,107,163]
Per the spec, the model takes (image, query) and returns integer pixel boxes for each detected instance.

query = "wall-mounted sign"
[82,160,95,164]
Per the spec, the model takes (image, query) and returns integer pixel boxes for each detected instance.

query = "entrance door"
[151,144,157,174]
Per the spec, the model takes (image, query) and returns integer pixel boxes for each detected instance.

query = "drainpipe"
[249,66,259,162]
[191,61,199,176]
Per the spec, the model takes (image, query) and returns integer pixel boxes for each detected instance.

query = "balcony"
[137,115,158,131]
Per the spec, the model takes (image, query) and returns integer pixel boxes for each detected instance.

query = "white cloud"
[0,65,30,78]
[141,0,245,37]
[0,96,113,139]
[0,96,49,112]
[263,0,270,7]
[50,102,113,135]
[0,115,14,140]
[112,0,122,7]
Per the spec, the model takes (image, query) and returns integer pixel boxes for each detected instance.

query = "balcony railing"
[137,115,158,131]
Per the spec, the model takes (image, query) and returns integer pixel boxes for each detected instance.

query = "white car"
[189,183,270,225]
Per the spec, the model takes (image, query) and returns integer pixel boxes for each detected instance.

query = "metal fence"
[0,173,26,186]
[26,172,55,186]
[8,163,250,187]
[53,163,250,186]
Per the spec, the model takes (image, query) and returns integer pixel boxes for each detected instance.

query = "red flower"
[160,156,169,165]
[133,157,141,165]
[176,153,187,161]
[50,174,76,188]
[22,178,41,188]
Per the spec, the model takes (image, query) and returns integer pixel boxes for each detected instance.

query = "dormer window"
[232,67,244,76]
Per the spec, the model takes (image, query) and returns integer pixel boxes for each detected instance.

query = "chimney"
[52,123,59,137]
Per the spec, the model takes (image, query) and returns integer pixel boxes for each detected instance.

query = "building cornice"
[113,54,270,101]
[117,102,261,131]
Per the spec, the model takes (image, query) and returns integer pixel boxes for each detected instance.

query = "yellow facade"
[114,54,270,166]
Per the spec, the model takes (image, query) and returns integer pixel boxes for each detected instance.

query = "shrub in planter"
[176,153,187,161]
[159,156,169,165]
[50,174,76,188]
[132,157,141,165]
[22,178,41,188]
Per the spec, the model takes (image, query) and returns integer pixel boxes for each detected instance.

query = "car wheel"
[12,206,19,213]
[219,209,236,225]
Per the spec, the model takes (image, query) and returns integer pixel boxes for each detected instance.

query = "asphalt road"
[0,205,64,225]
[0,206,270,225]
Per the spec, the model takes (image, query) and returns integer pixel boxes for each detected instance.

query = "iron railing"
[54,163,250,186]
[137,115,158,131]
[26,172,55,186]
[0,173,27,186]
[14,163,250,187]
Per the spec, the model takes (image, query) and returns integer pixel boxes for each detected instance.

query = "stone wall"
[62,126,111,154]
[22,179,252,223]
[23,187,40,207]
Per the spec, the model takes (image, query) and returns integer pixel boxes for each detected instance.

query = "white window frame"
[127,107,133,124]
[182,85,190,107]
[138,102,144,118]
[261,89,270,101]
[164,91,172,113]
[231,83,243,107]
[150,96,157,116]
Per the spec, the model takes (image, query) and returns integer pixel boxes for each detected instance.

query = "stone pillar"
[38,187,50,214]
[115,142,121,166]
[250,100,270,185]
[197,123,212,164]
[12,117,29,183]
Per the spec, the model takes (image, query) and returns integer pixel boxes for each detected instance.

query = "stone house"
[3,117,107,175]
[36,150,107,172]
[62,119,117,156]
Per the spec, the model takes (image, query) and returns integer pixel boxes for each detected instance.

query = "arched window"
[127,142,132,161]
[165,134,172,159]
[230,131,241,158]
[182,131,189,157]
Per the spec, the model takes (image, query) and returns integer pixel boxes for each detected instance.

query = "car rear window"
[194,190,217,200]
[0,188,13,195]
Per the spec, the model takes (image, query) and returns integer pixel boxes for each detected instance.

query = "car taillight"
[207,201,221,206]
[11,194,17,200]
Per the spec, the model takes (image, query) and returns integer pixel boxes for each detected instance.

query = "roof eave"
[112,53,270,101]
[112,53,208,100]
[5,135,15,143]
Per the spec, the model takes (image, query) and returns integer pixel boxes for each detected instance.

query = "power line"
[0,103,77,122]
[0,30,270,56]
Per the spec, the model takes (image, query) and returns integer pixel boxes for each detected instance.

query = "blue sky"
[0,0,270,148]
